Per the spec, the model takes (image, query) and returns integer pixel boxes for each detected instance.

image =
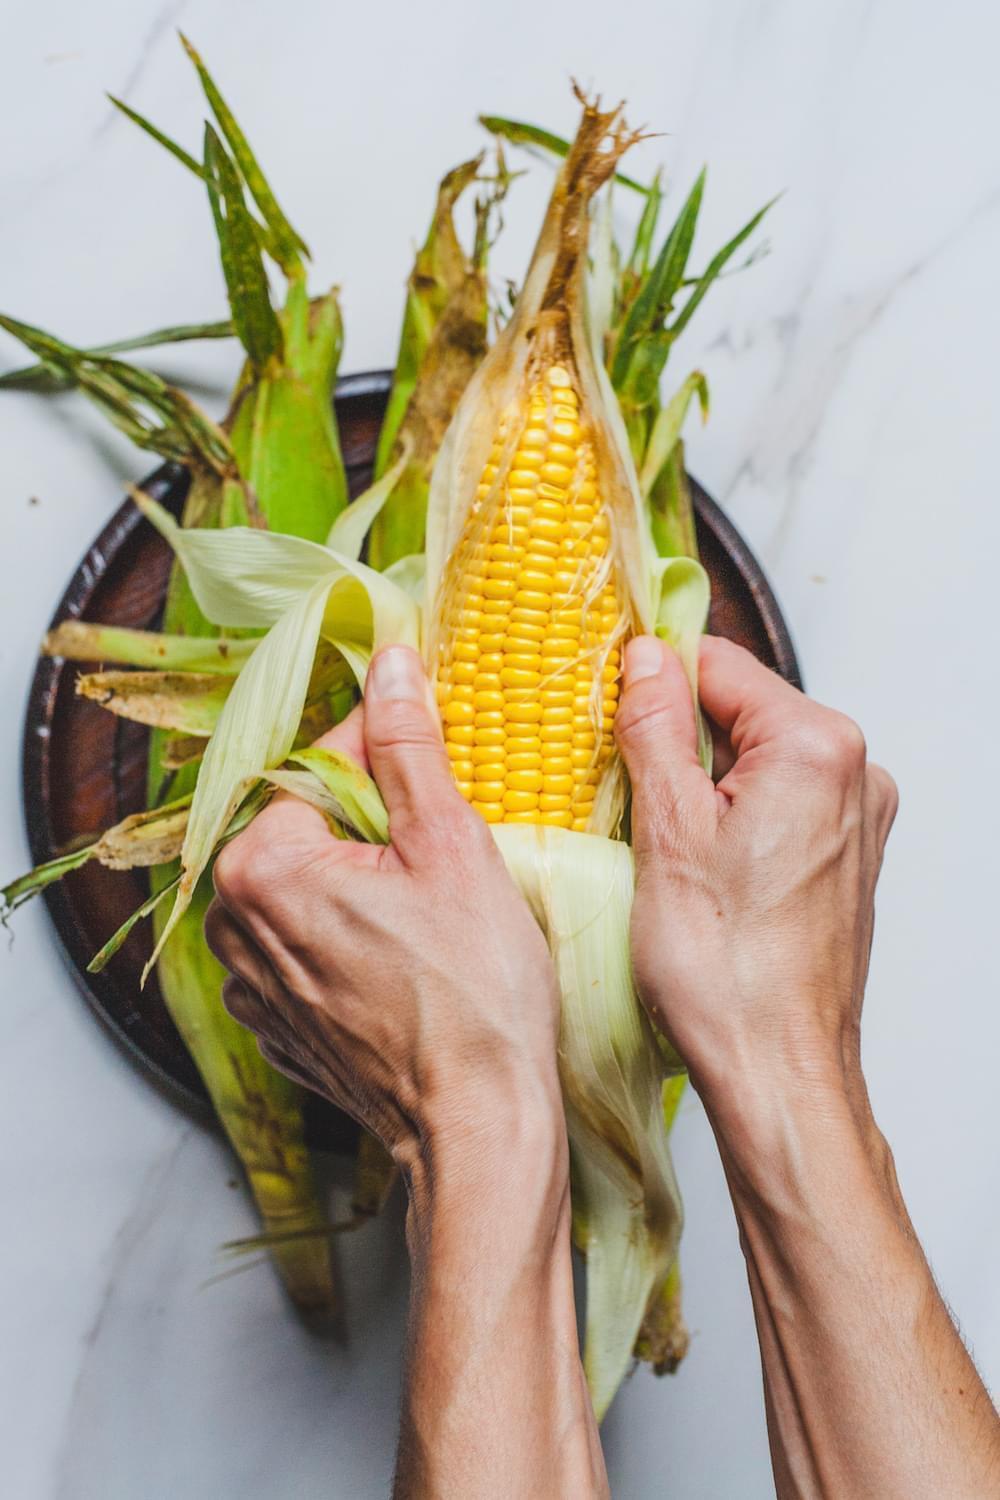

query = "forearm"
[705,1075,1000,1499]
[394,1090,607,1500]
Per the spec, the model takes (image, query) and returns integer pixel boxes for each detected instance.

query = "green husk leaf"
[326,439,411,561]
[0,319,233,393]
[180,32,308,274]
[0,314,232,472]
[624,168,664,286]
[152,870,335,1307]
[132,491,418,650]
[220,1220,359,1256]
[42,622,255,674]
[107,94,203,177]
[287,747,389,844]
[382,553,426,603]
[669,195,779,341]
[638,370,709,498]
[76,670,233,736]
[88,874,181,973]
[1,794,195,920]
[2,845,95,916]
[204,124,283,374]
[227,283,348,540]
[654,555,710,694]
[609,168,705,394]
[647,439,699,562]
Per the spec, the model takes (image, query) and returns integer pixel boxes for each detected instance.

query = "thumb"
[363,645,470,863]
[615,635,715,856]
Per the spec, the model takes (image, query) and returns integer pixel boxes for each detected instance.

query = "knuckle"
[790,712,867,779]
[614,691,672,760]
[868,763,900,822]
[221,976,252,1024]
[368,699,442,758]
[203,898,231,964]
[212,839,250,909]
[211,822,308,912]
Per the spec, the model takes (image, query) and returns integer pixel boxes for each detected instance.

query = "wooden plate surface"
[22,370,801,1149]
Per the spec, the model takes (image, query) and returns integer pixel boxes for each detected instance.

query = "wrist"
[686,1014,875,1155]
[699,1061,896,1233]
[400,1064,570,1256]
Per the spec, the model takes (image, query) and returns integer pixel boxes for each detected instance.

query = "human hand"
[614,634,898,1135]
[205,644,564,1183]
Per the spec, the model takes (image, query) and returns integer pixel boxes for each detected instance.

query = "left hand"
[204,645,565,1180]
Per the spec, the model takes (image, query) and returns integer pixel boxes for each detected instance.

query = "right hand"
[614,634,898,1130]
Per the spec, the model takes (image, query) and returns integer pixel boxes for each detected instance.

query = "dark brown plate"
[22,370,801,1150]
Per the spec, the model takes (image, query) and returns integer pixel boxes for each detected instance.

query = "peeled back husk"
[494,826,683,1420]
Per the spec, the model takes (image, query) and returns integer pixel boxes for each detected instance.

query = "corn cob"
[436,364,625,829]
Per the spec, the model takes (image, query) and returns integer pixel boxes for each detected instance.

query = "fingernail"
[367,646,425,702]
[625,635,663,685]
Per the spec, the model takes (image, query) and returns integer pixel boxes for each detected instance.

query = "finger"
[697,636,808,753]
[258,1038,325,1094]
[205,896,275,994]
[221,976,271,1031]
[221,969,306,1067]
[363,644,480,867]
[700,636,867,806]
[614,636,716,858]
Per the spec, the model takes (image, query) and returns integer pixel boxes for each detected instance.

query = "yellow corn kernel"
[503,790,539,814]
[506,701,543,724]
[443,701,474,726]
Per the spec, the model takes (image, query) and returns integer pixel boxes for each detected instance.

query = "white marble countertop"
[2,2,998,1496]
